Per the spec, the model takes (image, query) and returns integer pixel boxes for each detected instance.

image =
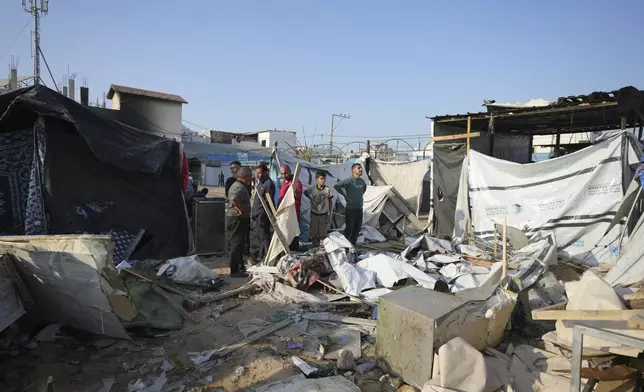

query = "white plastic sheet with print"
[463,134,633,255]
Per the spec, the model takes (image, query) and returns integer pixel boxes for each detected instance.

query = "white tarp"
[0,235,129,339]
[458,134,635,256]
[336,185,393,228]
[357,254,437,289]
[323,233,376,296]
[266,186,300,265]
[605,210,644,287]
[369,159,430,215]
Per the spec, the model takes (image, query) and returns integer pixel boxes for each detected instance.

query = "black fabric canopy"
[0,86,189,261]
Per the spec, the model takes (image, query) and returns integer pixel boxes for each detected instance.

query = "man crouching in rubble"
[227,167,252,277]
[304,171,333,247]
[335,163,367,245]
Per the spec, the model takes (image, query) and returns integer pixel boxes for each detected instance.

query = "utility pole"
[22,0,49,86]
[330,113,350,157]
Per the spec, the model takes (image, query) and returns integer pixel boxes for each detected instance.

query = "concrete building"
[209,129,298,149]
[257,130,298,149]
[107,84,187,139]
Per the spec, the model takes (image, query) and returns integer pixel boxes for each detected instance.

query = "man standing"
[250,164,276,263]
[218,171,225,187]
[304,171,333,247]
[225,161,242,198]
[335,163,367,245]
[278,164,302,251]
[227,167,252,277]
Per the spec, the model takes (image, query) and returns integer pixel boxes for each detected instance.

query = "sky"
[2,0,644,150]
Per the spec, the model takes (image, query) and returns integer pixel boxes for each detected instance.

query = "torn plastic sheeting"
[156,255,218,283]
[255,273,327,305]
[357,254,437,289]
[330,252,376,296]
[0,277,25,334]
[323,232,355,255]
[0,235,129,339]
[360,288,392,301]
[429,254,463,264]
[401,235,453,261]
[357,226,386,243]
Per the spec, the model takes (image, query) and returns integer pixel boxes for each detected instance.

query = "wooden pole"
[256,190,291,260]
[502,216,508,278]
[265,192,277,216]
[467,217,472,245]
[493,225,498,258]
[466,116,471,156]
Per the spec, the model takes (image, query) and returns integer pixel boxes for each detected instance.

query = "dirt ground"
[0,256,323,392]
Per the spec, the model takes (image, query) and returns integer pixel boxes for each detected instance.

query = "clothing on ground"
[227,181,251,217]
[334,177,367,210]
[250,214,271,262]
[305,185,333,215]
[310,213,329,246]
[279,180,303,219]
[344,208,363,245]
[228,216,249,273]
[252,177,276,218]
[225,176,236,198]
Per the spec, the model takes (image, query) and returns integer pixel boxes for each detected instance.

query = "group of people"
[224,161,367,277]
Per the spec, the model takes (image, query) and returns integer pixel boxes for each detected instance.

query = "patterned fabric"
[0,129,34,234]
[103,229,145,265]
[24,122,47,235]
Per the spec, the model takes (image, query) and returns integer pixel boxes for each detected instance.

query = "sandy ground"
[0,256,314,392]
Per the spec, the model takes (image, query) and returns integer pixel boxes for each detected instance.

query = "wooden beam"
[532,308,641,321]
[430,132,481,142]
[265,192,277,216]
[466,116,471,156]
[257,191,291,262]
[433,102,618,124]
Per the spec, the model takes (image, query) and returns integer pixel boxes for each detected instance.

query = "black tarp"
[432,144,466,238]
[0,86,189,260]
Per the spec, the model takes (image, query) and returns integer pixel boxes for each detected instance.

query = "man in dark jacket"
[249,164,276,263]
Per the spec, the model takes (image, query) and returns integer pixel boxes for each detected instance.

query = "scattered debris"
[291,356,318,376]
[230,366,245,382]
[337,349,356,370]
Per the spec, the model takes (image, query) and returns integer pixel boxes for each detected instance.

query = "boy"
[304,171,333,246]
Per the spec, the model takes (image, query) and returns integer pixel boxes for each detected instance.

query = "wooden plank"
[265,192,278,216]
[532,308,641,321]
[466,116,471,156]
[121,268,186,296]
[291,163,302,191]
[627,312,644,329]
[213,319,294,358]
[502,216,508,279]
[430,131,481,142]
[256,189,291,262]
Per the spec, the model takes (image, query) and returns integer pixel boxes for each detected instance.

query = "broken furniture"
[570,324,644,392]
[376,284,515,388]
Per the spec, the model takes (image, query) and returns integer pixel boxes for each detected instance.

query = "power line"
[0,16,32,64]
[182,119,209,130]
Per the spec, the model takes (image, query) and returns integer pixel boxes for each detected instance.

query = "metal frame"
[570,324,644,391]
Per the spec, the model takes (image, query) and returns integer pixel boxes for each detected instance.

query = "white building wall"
[258,131,297,149]
[113,92,183,139]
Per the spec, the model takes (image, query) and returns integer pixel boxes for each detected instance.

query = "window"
[261,140,266,147]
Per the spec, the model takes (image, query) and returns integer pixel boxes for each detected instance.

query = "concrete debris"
[337,348,356,370]
[230,366,245,382]
[291,356,318,376]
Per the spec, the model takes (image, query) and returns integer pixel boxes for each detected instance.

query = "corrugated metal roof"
[107,84,187,104]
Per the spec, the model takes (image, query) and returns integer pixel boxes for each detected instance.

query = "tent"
[0,86,190,261]
[454,132,639,258]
